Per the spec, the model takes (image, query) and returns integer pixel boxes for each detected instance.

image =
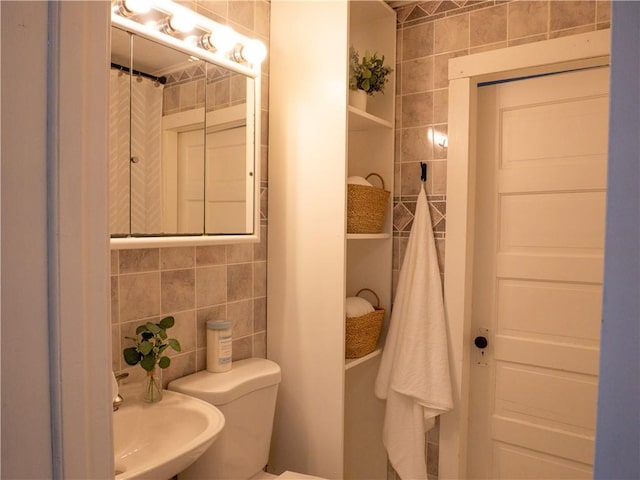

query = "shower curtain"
[109,69,164,235]
[109,69,130,235]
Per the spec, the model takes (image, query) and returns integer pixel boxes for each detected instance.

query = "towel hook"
[420,162,427,183]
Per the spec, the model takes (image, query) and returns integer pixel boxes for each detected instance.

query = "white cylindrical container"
[206,320,232,373]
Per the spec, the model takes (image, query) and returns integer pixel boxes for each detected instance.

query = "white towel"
[345,296,374,318]
[375,184,453,480]
[347,175,373,186]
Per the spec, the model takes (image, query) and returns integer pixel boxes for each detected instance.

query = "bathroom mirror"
[109,17,260,248]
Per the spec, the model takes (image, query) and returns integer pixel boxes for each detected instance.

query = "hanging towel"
[375,183,453,480]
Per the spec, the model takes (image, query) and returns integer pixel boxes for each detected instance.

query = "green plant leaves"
[123,347,141,366]
[158,356,171,369]
[122,316,180,374]
[145,322,161,335]
[348,46,392,95]
[138,340,154,355]
[140,355,156,372]
[168,338,182,352]
[159,316,175,329]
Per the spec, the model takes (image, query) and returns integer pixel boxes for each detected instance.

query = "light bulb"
[168,12,195,33]
[121,0,151,15]
[211,25,237,53]
[241,39,267,65]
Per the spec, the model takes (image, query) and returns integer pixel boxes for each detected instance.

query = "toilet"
[168,358,321,480]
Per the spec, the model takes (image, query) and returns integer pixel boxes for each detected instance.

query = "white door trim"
[49,2,113,478]
[441,29,611,480]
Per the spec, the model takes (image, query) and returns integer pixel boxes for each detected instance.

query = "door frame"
[440,29,611,479]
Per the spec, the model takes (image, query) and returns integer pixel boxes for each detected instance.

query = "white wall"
[1,3,53,477]
[593,3,640,478]
[1,2,112,478]
[267,2,348,477]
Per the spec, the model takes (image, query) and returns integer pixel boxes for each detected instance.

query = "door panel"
[499,192,606,252]
[468,67,609,479]
[495,363,598,431]
[497,280,602,343]
[493,443,592,479]
[500,97,608,167]
[178,129,205,233]
[205,126,247,233]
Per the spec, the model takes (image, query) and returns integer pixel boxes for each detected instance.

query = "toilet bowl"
[168,358,327,480]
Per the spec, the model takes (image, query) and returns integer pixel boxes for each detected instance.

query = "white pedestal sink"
[113,388,225,480]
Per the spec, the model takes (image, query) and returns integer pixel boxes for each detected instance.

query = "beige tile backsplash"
[508,1,548,39]
[111,230,269,386]
[470,4,507,47]
[394,0,612,244]
[433,14,469,53]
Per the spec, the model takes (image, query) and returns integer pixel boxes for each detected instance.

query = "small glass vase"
[143,367,163,403]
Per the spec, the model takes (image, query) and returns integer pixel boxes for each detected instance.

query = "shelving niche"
[268,1,395,479]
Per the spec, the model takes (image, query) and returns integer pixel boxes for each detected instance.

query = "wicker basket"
[345,288,385,359]
[347,173,390,234]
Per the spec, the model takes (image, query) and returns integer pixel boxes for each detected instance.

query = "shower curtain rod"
[110,62,167,84]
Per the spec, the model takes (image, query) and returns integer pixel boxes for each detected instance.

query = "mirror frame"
[110,12,262,249]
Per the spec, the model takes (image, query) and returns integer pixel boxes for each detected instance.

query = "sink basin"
[113,389,225,479]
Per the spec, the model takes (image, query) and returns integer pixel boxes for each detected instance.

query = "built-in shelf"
[269,1,394,476]
[345,348,383,370]
[346,232,392,240]
[348,106,393,131]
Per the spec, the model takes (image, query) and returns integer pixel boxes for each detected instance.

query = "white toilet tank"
[168,358,282,480]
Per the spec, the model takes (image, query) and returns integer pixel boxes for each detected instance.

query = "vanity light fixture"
[200,25,237,54]
[111,0,266,71]
[118,0,152,16]
[163,12,195,34]
[235,39,268,65]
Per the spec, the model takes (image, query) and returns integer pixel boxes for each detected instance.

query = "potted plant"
[349,47,393,110]
[123,316,181,403]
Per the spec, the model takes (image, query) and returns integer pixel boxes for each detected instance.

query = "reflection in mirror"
[160,60,254,235]
[135,33,206,235]
[109,11,259,242]
[109,27,131,236]
[204,66,254,234]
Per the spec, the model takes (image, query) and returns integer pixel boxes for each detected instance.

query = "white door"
[178,129,205,233]
[205,125,247,233]
[468,67,609,479]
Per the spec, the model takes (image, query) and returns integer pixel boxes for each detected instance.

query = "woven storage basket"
[345,288,385,359]
[347,173,390,234]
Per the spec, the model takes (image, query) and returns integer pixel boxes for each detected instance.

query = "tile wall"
[391,1,610,478]
[111,0,610,475]
[162,64,249,115]
[111,0,270,387]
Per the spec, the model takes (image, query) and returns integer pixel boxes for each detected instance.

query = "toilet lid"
[168,358,281,405]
